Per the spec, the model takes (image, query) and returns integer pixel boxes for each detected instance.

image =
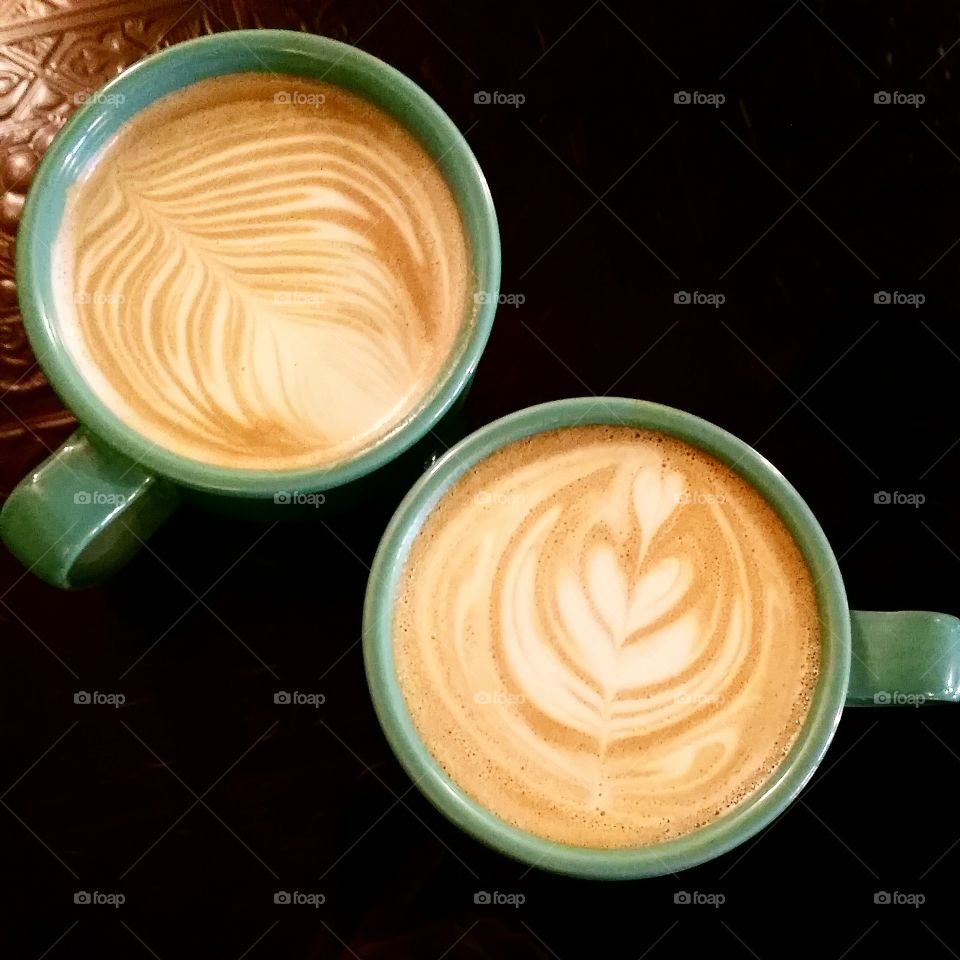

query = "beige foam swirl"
[56,75,470,469]
[394,427,820,848]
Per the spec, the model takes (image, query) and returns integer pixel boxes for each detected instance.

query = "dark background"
[1,1,959,956]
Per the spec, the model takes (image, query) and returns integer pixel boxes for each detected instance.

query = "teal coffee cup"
[363,398,960,879]
[0,30,500,589]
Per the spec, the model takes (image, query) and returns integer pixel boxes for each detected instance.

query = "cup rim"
[362,397,850,879]
[16,29,500,496]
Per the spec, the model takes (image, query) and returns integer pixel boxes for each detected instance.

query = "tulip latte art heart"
[55,74,470,469]
[394,427,820,847]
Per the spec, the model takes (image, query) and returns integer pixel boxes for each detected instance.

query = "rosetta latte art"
[55,75,469,469]
[394,427,820,848]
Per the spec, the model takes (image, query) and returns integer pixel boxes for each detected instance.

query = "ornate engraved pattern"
[0,0,321,495]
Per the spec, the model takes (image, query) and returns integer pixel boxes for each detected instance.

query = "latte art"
[56,75,470,469]
[394,427,820,848]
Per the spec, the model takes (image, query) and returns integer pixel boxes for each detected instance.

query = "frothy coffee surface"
[394,426,820,848]
[56,74,469,469]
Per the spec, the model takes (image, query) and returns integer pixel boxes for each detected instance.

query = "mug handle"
[847,610,960,705]
[0,429,179,589]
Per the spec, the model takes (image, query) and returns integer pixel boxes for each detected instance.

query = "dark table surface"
[2,1,959,956]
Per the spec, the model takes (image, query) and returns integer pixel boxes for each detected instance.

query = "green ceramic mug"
[0,30,500,589]
[363,397,960,879]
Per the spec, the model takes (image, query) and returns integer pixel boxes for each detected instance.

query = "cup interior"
[362,397,851,878]
[17,30,500,496]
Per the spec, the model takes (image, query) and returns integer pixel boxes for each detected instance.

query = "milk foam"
[55,75,470,469]
[394,427,820,848]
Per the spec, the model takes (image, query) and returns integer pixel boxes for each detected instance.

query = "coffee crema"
[393,426,820,848]
[56,74,470,469]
